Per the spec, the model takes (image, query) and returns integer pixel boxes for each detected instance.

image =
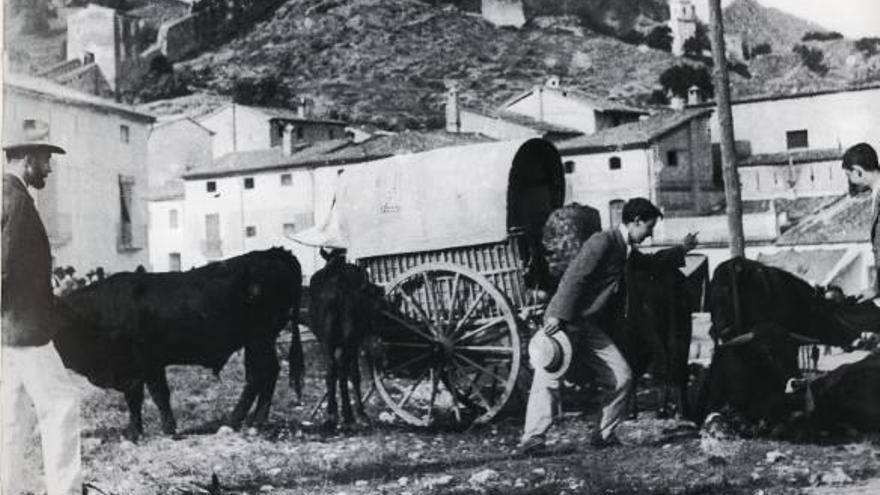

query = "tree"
[683,22,711,60]
[645,25,672,52]
[751,43,772,57]
[658,64,714,99]
[855,37,880,57]
[801,31,844,42]
[792,44,829,75]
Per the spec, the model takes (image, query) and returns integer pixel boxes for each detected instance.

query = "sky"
[693,0,880,38]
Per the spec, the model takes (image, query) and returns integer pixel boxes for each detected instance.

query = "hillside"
[723,0,825,51]
[179,0,689,129]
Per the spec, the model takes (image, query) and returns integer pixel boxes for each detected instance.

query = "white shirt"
[618,223,632,258]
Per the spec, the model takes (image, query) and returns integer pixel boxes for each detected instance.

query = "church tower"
[668,0,697,56]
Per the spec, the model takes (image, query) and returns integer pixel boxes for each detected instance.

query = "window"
[283,222,297,237]
[203,213,221,258]
[245,226,257,237]
[280,174,292,186]
[609,199,625,228]
[168,252,181,272]
[120,125,129,143]
[786,130,809,150]
[117,175,135,251]
[169,209,179,229]
[243,177,254,189]
[297,127,304,139]
[609,156,622,170]
[667,150,679,167]
[206,181,216,193]
[563,160,575,174]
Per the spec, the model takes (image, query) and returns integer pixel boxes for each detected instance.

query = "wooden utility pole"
[709,0,745,257]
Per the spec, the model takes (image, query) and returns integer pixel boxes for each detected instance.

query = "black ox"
[52,248,303,441]
[308,248,384,430]
[694,257,871,432]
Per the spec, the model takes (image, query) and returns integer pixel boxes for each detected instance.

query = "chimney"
[687,85,702,105]
[545,75,561,89]
[534,84,545,122]
[297,97,310,119]
[445,81,460,133]
[282,123,296,156]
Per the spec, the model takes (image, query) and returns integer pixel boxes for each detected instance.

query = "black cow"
[708,257,863,347]
[309,248,383,430]
[783,352,880,438]
[622,252,702,418]
[52,248,303,441]
[692,322,816,432]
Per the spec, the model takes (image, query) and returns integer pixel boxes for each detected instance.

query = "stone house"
[3,73,155,272]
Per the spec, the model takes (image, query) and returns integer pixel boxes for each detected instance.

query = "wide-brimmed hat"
[528,329,572,379]
[3,119,66,155]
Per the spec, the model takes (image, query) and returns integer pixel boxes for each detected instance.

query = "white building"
[4,73,155,272]
[196,103,348,159]
[496,78,647,136]
[146,115,214,190]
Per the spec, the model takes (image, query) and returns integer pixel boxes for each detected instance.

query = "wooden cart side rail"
[357,235,533,310]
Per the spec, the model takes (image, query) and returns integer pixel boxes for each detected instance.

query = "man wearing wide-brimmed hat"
[2,119,84,495]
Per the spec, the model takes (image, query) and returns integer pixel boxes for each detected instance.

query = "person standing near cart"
[2,119,84,495]
[518,197,697,452]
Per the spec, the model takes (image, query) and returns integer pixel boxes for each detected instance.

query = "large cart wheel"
[371,262,522,427]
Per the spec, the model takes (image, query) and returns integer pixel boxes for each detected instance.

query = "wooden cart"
[332,138,566,427]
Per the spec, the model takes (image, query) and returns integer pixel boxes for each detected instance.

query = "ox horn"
[720,332,754,347]
[788,332,820,345]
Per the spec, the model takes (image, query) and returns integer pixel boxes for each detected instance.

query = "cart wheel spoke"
[384,351,431,376]
[399,290,442,337]
[451,289,488,338]
[454,345,514,354]
[454,316,506,344]
[453,353,510,386]
[381,341,432,349]
[397,367,431,409]
[380,308,435,343]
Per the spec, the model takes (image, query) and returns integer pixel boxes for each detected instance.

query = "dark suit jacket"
[546,227,687,331]
[2,174,54,346]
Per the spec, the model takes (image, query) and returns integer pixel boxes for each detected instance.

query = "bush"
[683,22,711,59]
[855,37,880,57]
[658,64,714,99]
[619,30,645,46]
[645,25,672,52]
[751,43,772,57]
[801,31,844,42]
[792,44,829,75]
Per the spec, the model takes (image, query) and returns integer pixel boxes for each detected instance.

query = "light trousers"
[522,322,633,443]
[2,343,83,495]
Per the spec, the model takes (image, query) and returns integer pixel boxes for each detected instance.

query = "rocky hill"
[723,0,825,51]
[178,0,693,129]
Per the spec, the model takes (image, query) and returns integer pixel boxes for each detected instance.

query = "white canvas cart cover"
[292,138,564,260]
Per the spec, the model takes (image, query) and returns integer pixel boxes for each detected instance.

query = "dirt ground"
[13,338,880,495]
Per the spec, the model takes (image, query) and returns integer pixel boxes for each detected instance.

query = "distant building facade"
[196,103,348,159]
[4,73,155,272]
[668,0,697,57]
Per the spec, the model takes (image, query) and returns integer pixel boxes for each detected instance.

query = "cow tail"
[288,264,305,400]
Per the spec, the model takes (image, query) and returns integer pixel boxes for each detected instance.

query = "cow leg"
[350,355,369,424]
[123,381,145,442]
[250,342,280,425]
[145,369,177,435]
[339,351,355,426]
[324,347,341,431]
[227,346,263,429]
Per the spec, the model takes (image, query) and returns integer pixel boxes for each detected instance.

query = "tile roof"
[5,72,155,122]
[740,148,843,167]
[183,131,493,179]
[463,106,584,134]
[756,248,850,285]
[691,83,880,108]
[556,107,713,154]
[777,194,872,245]
[136,93,231,119]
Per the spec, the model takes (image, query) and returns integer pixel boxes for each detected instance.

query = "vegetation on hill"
[178,0,688,129]
[722,0,824,51]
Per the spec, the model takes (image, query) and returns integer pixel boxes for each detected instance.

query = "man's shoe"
[515,436,546,456]
[590,432,621,448]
